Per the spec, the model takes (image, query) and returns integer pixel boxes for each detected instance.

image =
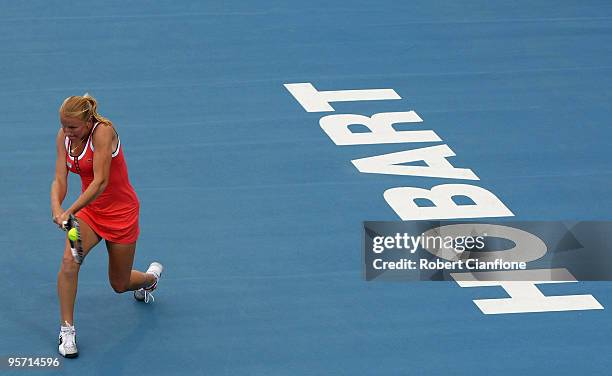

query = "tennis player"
[50,94,163,358]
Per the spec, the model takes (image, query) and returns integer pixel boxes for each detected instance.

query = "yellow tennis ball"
[68,228,78,241]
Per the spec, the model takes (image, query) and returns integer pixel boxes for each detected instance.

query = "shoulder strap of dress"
[88,122,100,151]
[89,122,121,156]
[91,122,100,136]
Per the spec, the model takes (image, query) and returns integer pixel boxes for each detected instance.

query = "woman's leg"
[57,219,101,326]
[105,241,156,293]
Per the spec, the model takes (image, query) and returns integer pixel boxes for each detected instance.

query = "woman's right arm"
[50,129,68,226]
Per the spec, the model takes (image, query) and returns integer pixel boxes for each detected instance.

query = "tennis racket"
[62,214,84,264]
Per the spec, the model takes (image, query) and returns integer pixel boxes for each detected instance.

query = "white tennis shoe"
[58,321,78,358]
[134,262,163,304]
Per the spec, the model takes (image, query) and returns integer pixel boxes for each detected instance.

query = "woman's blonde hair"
[59,93,113,126]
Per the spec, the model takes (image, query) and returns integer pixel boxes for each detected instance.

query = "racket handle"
[61,214,77,231]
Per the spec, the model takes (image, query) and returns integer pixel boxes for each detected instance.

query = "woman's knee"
[109,279,130,294]
[59,255,80,277]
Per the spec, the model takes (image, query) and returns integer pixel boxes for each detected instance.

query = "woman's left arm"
[64,125,114,216]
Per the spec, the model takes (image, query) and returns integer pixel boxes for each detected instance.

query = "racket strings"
[68,216,84,264]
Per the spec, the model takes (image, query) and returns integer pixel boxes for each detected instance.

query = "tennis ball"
[68,228,78,241]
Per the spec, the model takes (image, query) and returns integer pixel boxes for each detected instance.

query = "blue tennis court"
[1,1,611,374]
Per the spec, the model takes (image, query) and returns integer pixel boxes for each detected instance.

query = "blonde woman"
[50,94,163,358]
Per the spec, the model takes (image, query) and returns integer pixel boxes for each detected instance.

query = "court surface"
[1,1,611,375]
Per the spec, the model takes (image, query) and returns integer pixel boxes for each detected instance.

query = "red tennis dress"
[65,122,140,243]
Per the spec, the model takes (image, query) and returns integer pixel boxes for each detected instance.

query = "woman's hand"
[52,209,70,229]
